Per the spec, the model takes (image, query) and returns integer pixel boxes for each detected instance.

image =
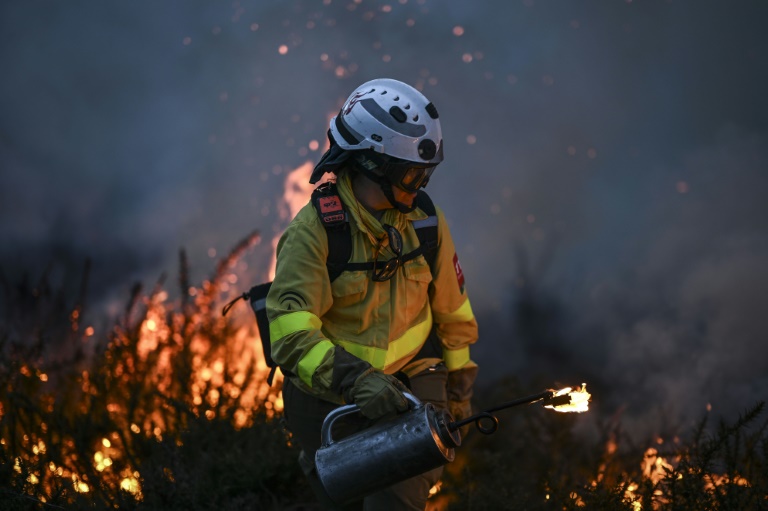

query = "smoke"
[1,0,767,431]
[480,126,768,433]
[588,127,768,426]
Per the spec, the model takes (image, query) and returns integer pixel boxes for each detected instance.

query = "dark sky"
[2,0,767,433]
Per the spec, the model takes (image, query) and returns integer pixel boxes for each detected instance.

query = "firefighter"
[267,78,479,510]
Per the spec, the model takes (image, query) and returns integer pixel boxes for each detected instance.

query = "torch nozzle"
[543,384,591,413]
[540,393,572,408]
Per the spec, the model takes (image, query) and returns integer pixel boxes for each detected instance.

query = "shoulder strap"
[311,182,352,283]
[411,191,442,361]
[412,190,439,270]
[311,184,440,280]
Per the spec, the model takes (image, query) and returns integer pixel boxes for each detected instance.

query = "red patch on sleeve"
[453,253,465,291]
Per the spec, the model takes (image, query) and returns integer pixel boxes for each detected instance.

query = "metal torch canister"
[315,393,461,506]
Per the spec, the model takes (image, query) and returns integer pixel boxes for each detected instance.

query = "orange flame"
[3,122,333,507]
[589,436,752,511]
[268,115,332,280]
[544,383,591,413]
[268,160,324,281]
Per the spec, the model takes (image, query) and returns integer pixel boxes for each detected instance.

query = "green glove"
[448,399,473,423]
[346,368,409,420]
[447,364,479,421]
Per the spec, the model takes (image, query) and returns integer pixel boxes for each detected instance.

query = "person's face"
[390,183,418,208]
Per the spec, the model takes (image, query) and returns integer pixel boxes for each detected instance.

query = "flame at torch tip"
[545,383,591,413]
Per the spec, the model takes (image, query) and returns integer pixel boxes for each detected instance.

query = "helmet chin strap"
[355,161,416,214]
[380,180,417,214]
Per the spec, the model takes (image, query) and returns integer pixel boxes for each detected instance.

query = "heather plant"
[0,234,313,510]
[442,376,767,511]
[2,243,767,511]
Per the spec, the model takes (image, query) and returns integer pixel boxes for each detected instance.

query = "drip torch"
[315,385,591,505]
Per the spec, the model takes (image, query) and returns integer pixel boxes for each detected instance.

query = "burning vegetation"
[435,377,767,511]
[0,239,314,509]
[0,164,766,509]
[2,250,766,510]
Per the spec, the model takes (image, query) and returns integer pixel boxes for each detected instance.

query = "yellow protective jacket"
[267,176,478,404]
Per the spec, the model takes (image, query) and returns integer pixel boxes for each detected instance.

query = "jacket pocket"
[331,271,368,301]
[401,258,433,329]
[328,271,369,334]
[403,258,433,284]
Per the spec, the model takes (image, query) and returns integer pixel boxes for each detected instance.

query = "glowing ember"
[613,440,751,510]
[544,383,591,413]
[120,475,141,495]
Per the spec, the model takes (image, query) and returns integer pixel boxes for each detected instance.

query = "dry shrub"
[442,377,767,511]
[0,237,313,510]
[2,244,766,510]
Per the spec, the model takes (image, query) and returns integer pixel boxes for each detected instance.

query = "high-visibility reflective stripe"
[336,308,433,370]
[269,311,322,342]
[434,298,475,324]
[412,216,438,229]
[297,340,336,387]
[443,346,470,370]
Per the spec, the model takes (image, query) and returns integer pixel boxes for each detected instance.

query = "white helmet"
[330,78,443,165]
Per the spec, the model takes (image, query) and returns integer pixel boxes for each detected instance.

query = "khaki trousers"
[283,364,448,511]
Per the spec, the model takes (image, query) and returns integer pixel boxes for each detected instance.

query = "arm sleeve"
[266,215,338,390]
[428,207,479,371]
[266,212,371,395]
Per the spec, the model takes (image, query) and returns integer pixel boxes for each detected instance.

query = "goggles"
[359,151,437,193]
[372,225,404,282]
[389,163,436,193]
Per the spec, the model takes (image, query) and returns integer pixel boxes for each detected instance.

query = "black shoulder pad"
[312,182,347,227]
[311,182,352,282]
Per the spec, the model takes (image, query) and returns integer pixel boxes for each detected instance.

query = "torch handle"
[448,390,556,434]
[320,392,422,447]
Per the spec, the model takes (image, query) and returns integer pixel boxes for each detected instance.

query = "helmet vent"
[394,96,400,101]
[389,106,407,123]
[425,102,439,119]
[380,90,387,94]
[413,115,419,122]
[404,104,411,110]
